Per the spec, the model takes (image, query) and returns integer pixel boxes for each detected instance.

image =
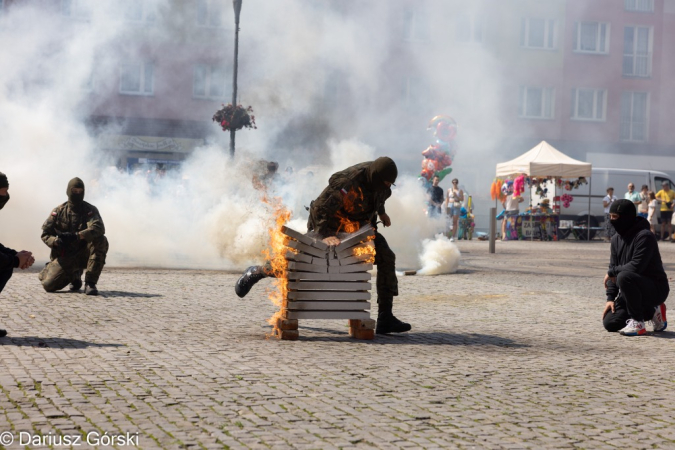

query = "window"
[119,62,154,95]
[403,8,429,41]
[623,26,652,77]
[520,18,556,49]
[402,77,429,110]
[624,0,654,12]
[518,87,555,119]
[571,88,606,121]
[620,92,648,141]
[196,0,223,27]
[573,22,610,54]
[655,177,673,189]
[61,0,91,19]
[456,14,483,43]
[193,64,225,99]
[123,0,156,23]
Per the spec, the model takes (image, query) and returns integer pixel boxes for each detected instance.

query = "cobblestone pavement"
[1,240,674,449]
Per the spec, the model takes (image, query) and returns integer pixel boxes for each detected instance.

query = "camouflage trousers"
[39,236,109,292]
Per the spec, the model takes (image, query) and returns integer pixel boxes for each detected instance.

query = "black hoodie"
[606,216,669,301]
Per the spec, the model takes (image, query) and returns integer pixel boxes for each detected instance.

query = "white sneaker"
[449,237,455,242]
[619,319,647,336]
[652,303,667,332]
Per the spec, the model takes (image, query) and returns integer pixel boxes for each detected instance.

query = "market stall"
[492,141,593,241]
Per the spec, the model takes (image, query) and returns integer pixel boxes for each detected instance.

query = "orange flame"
[353,244,376,264]
[259,190,292,329]
[336,187,364,234]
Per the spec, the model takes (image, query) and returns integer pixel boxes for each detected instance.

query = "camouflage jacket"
[41,201,105,256]
[308,162,391,237]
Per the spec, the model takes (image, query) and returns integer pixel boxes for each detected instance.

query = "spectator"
[624,183,641,210]
[0,172,36,338]
[603,187,618,242]
[426,176,444,218]
[647,191,660,234]
[637,184,649,219]
[501,192,523,241]
[655,181,675,242]
[602,200,669,336]
[446,178,464,242]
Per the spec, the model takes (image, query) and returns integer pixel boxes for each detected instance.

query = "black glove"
[57,232,78,247]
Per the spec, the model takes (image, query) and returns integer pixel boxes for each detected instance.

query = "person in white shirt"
[501,193,523,240]
[603,187,618,241]
[637,184,649,219]
[647,191,661,234]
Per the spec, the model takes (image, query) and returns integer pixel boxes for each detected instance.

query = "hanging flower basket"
[213,104,257,132]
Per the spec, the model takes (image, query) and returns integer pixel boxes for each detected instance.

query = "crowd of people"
[604,181,675,242]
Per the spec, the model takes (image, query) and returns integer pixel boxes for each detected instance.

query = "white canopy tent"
[495,141,594,241]
[496,140,592,178]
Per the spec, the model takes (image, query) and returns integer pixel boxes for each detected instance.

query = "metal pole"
[230,0,243,157]
[489,207,496,253]
[587,176,592,241]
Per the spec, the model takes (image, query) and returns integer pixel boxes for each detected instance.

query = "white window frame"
[520,18,557,50]
[403,8,429,42]
[623,25,653,77]
[193,64,226,99]
[61,0,91,20]
[196,0,223,28]
[119,62,154,96]
[573,21,610,54]
[518,86,556,120]
[455,14,484,44]
[570,88,607,121]
[620,91,649,142]
[624,0,654,12]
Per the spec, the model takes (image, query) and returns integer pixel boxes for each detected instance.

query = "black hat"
[609,199,636,218]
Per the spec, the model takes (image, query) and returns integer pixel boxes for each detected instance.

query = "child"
[647,191,660,234]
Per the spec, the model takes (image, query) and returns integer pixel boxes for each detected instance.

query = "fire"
[353,244,376,264]
[260,190,292,328]
[337,187,364,234]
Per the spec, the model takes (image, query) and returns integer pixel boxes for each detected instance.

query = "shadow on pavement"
[652,331,675,339]
[0,337,125,349]
[99,291,162,298]
[297,330,528,347]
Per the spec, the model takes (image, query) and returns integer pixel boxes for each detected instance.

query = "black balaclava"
[368,157,398,190]
[609,199,637,236]
[0,172,9,210]
[67,177,85,206]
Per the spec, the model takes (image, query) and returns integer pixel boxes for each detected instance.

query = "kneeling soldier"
[39,178,108,295]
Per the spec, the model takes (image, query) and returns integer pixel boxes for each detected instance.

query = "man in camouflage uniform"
[235,157,411,334]
[39,177,108,295]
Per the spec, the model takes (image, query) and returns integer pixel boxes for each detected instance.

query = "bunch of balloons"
[420,115,458,187]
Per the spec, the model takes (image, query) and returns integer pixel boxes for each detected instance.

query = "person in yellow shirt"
[655,181,675,241]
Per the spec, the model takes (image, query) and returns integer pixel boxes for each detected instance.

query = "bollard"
[489,207,496,254]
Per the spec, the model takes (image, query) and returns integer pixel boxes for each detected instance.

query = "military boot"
[84,282,98,296]
[235,265,268,298]
[69,279,82,292]
[376,295,411,334]
[70,271,83,292]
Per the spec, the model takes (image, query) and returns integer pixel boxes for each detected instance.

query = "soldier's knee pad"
[41,279,59,293]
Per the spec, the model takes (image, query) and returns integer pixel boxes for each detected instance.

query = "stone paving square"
[0,240,674,449]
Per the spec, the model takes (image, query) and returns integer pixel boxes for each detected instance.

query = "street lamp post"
[230,0,243,157]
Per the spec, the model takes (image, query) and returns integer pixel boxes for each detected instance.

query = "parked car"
[559,168,674,240]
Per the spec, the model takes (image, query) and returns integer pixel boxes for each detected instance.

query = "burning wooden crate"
[272,224,377,340]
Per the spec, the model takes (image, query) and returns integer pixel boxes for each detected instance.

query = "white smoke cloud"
[416,234,461,276]
[0,0,477,271]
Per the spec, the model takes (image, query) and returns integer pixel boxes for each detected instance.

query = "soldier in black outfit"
[0,172,36,337]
